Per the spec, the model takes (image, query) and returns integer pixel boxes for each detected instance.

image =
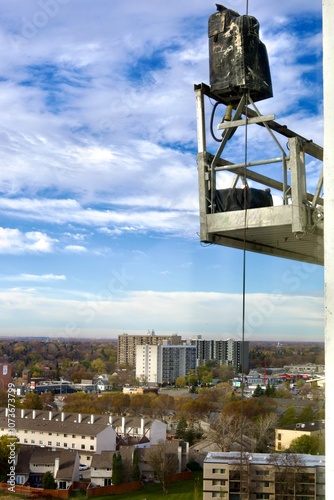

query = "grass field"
[1,473,203,500]
[71,473,203,500]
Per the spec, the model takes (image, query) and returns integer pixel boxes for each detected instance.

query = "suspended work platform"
[195,83,324,265]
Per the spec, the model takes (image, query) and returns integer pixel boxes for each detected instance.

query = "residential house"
[0,407,167,466]
[15,445,80,489]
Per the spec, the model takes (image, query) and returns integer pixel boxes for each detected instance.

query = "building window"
[81,436,86,439]
[81,444,85,450]
[277,433,281,440]
[31,440,35,444]
[64,443,68,447]
[64,433,68,437]
[212,468,225,474]
[213,479,226,486]
[59,481,66,489]
[56,442,60,446]
[72,434,76,438]
[72,443,75,448]
[16,476,25,485]
[90,445,94,450]
[48,441,52,446]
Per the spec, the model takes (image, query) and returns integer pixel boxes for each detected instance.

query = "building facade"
[275,421,325,451]
[189,337,249,371]
[136,344,197,385]
[117,332,182,367]
[0,408,166,466]
[203,451,325,499]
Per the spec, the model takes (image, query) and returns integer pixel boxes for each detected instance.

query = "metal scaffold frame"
[194,82,324,266]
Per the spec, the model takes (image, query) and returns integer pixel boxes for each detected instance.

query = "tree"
[112,452,123,485]
[280,406,297,426]
[289,434,325,455]
[42,471,57,489]
[253,384,264,397]
[22,392,43,410]
[298,406,314,423]
[132,448,141,481]
[250,412,278,452]
[206,414,248,452]
[175,376,186,387]
[269,452,306,499]
[0,435,19,481]
[175,416,187,440]
[144,440,179,495]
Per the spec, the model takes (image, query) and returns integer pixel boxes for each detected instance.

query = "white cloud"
[64,245,87,253]
[0,227,57,254]
[0,288,323,341]
[1,273,66,282]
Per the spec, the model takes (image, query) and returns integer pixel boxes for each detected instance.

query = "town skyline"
[0,1,323,341]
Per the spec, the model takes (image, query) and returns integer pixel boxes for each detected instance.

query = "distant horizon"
[0,332,324,345]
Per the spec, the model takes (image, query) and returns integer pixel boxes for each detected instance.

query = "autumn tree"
[151,394,174,419]
[22,393,43,410]
[144,441,179,495]
[63,392,98,413]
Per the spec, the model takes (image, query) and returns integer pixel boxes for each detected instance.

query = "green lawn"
[71,473,203,500]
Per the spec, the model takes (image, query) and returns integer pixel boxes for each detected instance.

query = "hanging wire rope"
[240,4,250,497]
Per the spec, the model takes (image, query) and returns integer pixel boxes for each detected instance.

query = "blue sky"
[0,0,323,341]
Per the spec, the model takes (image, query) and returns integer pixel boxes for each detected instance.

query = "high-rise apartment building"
[136,344,197,385]
[117,331,182,367]
[188,337,249,371]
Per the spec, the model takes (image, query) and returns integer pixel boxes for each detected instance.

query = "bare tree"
[144,440,179,495]
[250,412,278,452]
[269,452,306,499]
[206,413,250,452]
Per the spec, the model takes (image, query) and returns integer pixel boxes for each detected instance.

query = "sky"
[0,0,324,342]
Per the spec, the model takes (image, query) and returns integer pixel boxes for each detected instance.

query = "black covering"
[215,187,273,212]
[208,4,273,102]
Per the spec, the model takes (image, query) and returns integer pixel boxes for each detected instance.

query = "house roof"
[0,407,160,436]
[91,451,115,468]
[277,420,325,432]
[16,445,78,480]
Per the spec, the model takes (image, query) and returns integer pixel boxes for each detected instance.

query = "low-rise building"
[0,408,167,465]
[15,445,80,489]
[275,420,325,451]
[203,451,325,499]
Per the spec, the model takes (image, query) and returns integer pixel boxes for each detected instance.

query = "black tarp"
[215,187,273,212]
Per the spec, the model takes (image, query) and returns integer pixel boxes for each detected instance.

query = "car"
[79,464,90,471]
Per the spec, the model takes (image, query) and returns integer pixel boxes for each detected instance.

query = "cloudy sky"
[0,0,324,342]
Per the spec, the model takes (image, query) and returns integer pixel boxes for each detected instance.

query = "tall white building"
[136,344,197,385]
